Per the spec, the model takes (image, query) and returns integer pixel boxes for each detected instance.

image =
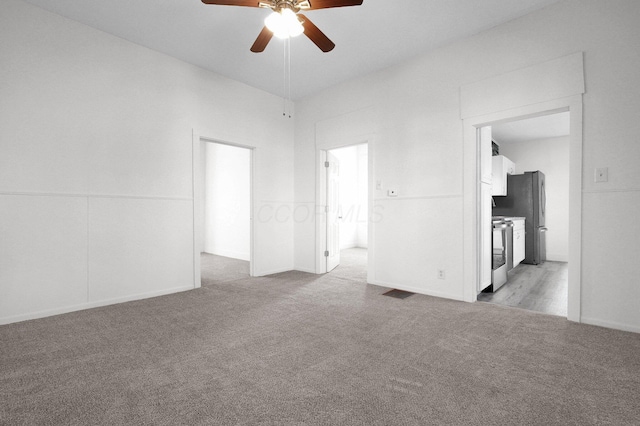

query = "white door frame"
[192,132,255,288]
[462,95,583,322]
[316,139,374,282]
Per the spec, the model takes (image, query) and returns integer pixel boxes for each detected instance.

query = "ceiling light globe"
[265,9,303,39]
[265,11,283,33]
[289,25,304,38]
[288,19,304,37]
[281,8,297,21]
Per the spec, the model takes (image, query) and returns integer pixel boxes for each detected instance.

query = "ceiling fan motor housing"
[260,0,310,12]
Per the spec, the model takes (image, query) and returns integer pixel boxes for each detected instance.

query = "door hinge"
[324,250,329,257]
[325,161,329,168]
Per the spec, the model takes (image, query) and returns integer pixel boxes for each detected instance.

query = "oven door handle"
[493,223,513,229]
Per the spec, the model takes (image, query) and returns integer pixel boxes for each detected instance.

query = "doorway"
[199,140,252,286]
[461,53,584,322]
[477,111,570,317]
[322,143,369,281]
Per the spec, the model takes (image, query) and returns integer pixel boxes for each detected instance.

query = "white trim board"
[0,285,194,326]
[368,279,465,302]
[460,52,585,119]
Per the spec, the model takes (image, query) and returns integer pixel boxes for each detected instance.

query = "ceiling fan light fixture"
[265,8,304,39]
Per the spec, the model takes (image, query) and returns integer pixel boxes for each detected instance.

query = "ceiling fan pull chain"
[282,38,287,117]
[287,37,292,118]
[281,37,292,118]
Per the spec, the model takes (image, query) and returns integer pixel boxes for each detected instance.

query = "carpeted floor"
[200,252,250,285]
[1,254,639,425]
[328,248,368,282]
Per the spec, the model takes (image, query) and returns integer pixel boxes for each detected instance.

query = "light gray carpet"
[2,260,640,425]
[329,248,368,282]
[200,252,250,285]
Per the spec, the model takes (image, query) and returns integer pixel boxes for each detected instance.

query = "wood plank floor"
[477,261,568,317]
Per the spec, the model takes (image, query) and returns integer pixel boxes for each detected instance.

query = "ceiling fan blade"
[250,26,273,52]
[306,0,363,10]
[298,14,335,52]
[201,0,261,6]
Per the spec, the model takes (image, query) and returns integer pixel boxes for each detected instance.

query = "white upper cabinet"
[492,155,515,196]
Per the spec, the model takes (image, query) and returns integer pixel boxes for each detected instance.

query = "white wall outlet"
[388,189,398,197]
[376,180,382,190]
[437,270,445,279]
[595,167,608,183]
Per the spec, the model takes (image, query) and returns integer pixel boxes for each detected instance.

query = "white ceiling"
[492,111,570,145]
[22,0,561,100]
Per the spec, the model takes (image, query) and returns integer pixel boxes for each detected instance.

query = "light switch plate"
[595,167,608,183]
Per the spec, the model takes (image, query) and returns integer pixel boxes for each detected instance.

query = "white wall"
[4,0,640,333]
[499,136,570,262]
[294,0,640,332]
[331,144,368,250]
[0,0,293,324]
[204,143,251,261]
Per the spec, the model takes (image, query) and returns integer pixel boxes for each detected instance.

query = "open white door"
[326,151,340,272]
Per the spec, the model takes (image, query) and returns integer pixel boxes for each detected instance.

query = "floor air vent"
[382,289,415,299]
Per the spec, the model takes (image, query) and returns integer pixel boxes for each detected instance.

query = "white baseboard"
[0,285,194,326]
[339,243,368,250]
[253,267,294,277]
[580,316,640,334]
[339,242,358,250]
[293,266,317,274]
[204,248,250,261]
[367,279,464,302]
[546,253,568,262]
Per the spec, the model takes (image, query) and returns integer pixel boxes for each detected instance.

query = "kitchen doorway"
[477,112,570,316]
[461,53,584,322]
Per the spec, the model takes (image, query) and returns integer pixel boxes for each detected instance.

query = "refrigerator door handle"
[541,179,546,216]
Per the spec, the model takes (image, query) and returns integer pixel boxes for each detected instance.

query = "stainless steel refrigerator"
[493,171,547,264]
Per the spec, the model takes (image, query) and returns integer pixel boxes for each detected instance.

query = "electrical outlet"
[437,270,445,279]
[388,189,398,197]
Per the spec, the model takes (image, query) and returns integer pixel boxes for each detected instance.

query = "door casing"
[464,98,583,322]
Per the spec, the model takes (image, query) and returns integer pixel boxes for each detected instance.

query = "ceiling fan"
[201,0,364,53]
